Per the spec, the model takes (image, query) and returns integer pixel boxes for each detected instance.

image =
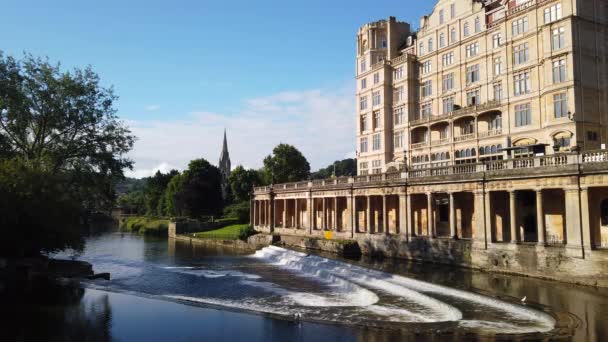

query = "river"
[5,230,608,341]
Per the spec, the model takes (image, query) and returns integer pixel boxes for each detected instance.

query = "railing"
[478,129,502,138]
[454,133,475,142]
[432,138,450,146]
[411,141,428,149]
[253,150,608,194]
[410,116,430,126]
[453,100,501,117]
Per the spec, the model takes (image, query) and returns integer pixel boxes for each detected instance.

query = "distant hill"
[116,177,147,196]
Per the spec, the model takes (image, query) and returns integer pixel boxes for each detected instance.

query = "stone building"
[218,129,231,200]
[252,0,608,286]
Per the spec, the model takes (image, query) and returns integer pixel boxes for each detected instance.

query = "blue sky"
[1,0,434,177]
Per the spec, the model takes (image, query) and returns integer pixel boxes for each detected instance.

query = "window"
[421,60,432,74]
[419,42,425,55]
[440,126,449,139]
[360,58,366,73]
[394,66,404,80]
[428,38,434,52]
[463,22,470,37]
[450,3,456,19]
[360,115,367,131]
[394,86,404,103]
[466,42,479,57]
[492,33,503,48]
[372,134,381,150]
[513,71,530,96]
[450,28,457,44]
[380,36,387,48]
[494,57,502,76]
[442,52,454,66]
[552,59,566,83]
[360,137,368,152]
[493,83,503,101]
[361,78,367,89]
[372,91,381,106]
[490,114,502,129]
[513,43,529,65]
[544,4,562,24]
[439,33,445,48]
[442,73,454,91]
[360,96,368,110]
[474,17,481,33]
[554,136,570,148]
[373,72,380,84]
[466,89,480,106]
[439,9,445,24]
[588,131,599,141]
[394,107,405,125]
[512,17,529,36]
[372,111,381,129]
[515,103,531,127]
[359,161,368,171]
[421,80,433,97]
[421,102,432,118]
[443,97,454,114]
[466,64,480,84]
[461,120,475,135]
[372,160,382,174]
[394,131,404,149]
[552,27,565,51]
[554,93,567,118]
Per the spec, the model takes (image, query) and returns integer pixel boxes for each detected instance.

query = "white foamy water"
[162,266,262,279]
[251,246,556,332]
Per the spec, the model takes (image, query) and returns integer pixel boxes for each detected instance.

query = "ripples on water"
[51,232,565,338]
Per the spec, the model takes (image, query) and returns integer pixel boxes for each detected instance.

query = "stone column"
[261,200,265,226]
[564,187,587,257]
[294,199,299,229]
[366,196,371,235]
[449,192,456,238]
[347,194,354,237]
[308,196,313,233]
[282,199,287,228]
[406,193,413,237]
[270,198,275,232]
[509,191,518,243]
[473,190,486,246]
[399,194,407,239]
[252,200,257,227]
[484,190,492,245]
[382,195,388,235]
[322,197,326,230]
[580,187,592,252]
[427,192,433,237]
[333,198,338,231]
[536,189,545,245]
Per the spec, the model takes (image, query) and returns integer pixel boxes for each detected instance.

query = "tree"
[0,52,135,256]
[263,144,310,184]
[228,165,261,203]
[311,158,357,179]
[162,159,223,218]
[144,170,178,216]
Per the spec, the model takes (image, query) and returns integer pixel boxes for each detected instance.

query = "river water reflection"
[4,231,608,341]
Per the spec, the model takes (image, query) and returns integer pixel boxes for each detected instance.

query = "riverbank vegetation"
[0,52,135,257]
[191,224,254,241]
[120,217,170,235]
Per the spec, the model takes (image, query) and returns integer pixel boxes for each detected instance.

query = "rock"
[48,259,94,278]
[87,273,111,281]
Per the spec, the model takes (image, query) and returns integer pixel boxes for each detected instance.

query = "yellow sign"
[323,231,333,240]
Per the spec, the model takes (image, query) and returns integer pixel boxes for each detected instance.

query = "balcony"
[478,128,502,138]
[411,141,428,149]
[454,133,476,142]
[453,100,501,118]
[432,138,450,146]
[410,116,430,126]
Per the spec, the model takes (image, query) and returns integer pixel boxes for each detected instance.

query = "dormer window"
[439,9,445,24]
[475,17,481,33]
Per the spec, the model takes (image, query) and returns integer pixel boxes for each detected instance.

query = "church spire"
[219,129,231,200]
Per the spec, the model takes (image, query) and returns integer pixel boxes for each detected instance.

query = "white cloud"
[125,84,356,178]
[124,162,178,179]
[145,105,161,111]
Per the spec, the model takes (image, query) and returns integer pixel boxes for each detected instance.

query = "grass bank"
[121,216,170,235]
[190,224,255,241]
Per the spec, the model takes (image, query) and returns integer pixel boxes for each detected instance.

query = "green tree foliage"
[117,191,146,215]
[0,52,135,256]
[162,159,222,217]
[228,165,261,203]
[144,170,178,216]
[311,158,357,179]
[263,144,310,184]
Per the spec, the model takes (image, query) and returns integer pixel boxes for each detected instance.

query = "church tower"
[218,129,231,200]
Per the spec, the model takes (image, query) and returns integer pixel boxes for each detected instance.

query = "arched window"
[446,152,450,159]
[464,22,470,37]
[601,199,608,226]
[431,154,437,161]
[455,150,461,158]
[479,147,485,155]
[471,148,476,156]
[439,33,445,48]
[425,155,429,162]
[491,145,497,154]
[428,38,434,52]
[465,149,471,158]
[485,146,491,155]
[441,152,446,160]
[475,17,481,32]
[497,144,502,151]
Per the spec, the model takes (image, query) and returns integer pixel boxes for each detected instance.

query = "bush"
[223,201,250,223]
[238,225,256,241]
[121,216,169,236]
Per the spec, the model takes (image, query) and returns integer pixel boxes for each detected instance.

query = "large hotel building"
[252,0,608,284]
[356,0,607,174]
